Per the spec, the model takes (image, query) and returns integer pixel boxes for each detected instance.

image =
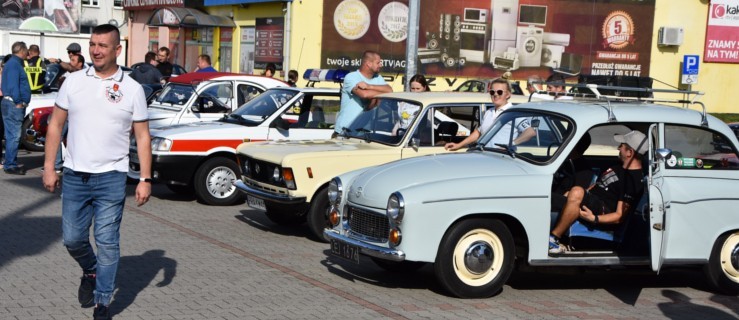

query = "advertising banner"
[0,0,80,33]
[704,0,739,63]
[321,0,655,80]
[255,17,284,70]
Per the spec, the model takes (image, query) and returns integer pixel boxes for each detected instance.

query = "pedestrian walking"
[42,24,152,320]
[1,41,31,175]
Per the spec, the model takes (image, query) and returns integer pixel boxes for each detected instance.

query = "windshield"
[479,110,574,163]
[341,99,421,145]
[155,83,195,107]
[227,89,297,124]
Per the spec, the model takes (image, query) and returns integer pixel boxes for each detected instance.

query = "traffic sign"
[681,55,700,84]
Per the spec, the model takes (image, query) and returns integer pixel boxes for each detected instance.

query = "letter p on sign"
[681,55,699,84]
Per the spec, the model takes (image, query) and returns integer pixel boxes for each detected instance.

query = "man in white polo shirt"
[42,24,152,320]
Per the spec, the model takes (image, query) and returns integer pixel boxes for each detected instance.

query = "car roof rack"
[302,69,349,87]
[529,82,708,126]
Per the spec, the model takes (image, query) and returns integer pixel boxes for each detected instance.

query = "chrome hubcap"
[207,167,236,199]
[464,241,494,274]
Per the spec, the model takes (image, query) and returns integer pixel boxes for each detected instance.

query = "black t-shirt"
[589,165,644,212]
[157,61,173,77]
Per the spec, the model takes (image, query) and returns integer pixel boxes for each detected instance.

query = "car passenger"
[444,78,535,151]
[549,130,646,255]
[392,74,427,135]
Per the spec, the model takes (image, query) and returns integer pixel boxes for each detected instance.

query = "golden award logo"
[602,10,635,49]
[334,0,371,40]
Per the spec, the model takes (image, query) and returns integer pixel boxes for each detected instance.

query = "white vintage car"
[147,72,288,129]
[128,87,340,206]
[325,87,739,298]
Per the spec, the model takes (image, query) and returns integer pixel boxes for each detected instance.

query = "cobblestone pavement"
[2,152,739,319]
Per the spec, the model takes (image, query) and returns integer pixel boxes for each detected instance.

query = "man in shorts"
[549,130,646,255]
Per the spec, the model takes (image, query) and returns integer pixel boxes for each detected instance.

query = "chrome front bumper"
[324,229,406,262]
[234,180,306,205]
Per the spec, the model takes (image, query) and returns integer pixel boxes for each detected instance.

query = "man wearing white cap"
[548,130,646,255]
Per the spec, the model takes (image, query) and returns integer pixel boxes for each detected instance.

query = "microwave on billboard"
[464,8,488,23]
[518,4,547,26]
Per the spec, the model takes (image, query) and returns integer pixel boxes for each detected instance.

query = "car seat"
[435,121,459,144]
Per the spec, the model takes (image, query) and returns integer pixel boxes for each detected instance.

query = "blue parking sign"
[683,55,699,75]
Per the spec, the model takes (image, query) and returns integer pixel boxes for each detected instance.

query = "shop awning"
[203,0,291,6]
[147,7,235,28]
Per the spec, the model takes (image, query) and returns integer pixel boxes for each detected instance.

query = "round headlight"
[386,192,405,223]
[328,178,342,204]
[272,167,281,181]
[242,159,250,176]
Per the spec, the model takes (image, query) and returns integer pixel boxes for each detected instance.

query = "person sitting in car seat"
[548,130,646,255]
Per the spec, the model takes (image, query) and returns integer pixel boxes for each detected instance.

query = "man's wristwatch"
[139,177,152,183]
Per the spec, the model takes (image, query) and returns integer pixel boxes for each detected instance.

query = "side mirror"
[410,137,419,152]
[191,98,202,112]
[655,148,672,161]
[271,117,290,131]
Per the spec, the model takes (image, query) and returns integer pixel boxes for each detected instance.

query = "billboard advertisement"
[321,0,655,80]
[0,0,80,33]
[255,17,284,70]
[704,0,739,63]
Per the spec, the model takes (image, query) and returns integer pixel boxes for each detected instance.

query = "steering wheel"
[547,142,560,157]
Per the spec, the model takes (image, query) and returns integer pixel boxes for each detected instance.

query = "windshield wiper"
[494,143,517,158]
[340,127,353,138]
[355,128,372,142]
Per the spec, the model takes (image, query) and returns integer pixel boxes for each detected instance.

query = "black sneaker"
[93,304,111,320]
[4,167,26,175]
[78,271,96,306]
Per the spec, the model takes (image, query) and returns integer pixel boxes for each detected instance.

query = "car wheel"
[704,231,739,295]
[371,257,425,273]
[307,188,331,242]
[166,184,195,196]
[264,203,306,225]
[193,157,242,206]
[434,218,514,298]
[21,117,44,152]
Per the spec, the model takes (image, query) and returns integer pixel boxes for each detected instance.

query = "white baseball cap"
[614,130,648,154]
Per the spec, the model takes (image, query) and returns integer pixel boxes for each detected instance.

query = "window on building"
[114,0,123,8]
[82,0,99,6]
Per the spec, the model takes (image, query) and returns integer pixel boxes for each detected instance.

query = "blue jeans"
[1,99,25,169]
[61,169,128,306]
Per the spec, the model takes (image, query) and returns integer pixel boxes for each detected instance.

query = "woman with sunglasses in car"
[445,77,534,151]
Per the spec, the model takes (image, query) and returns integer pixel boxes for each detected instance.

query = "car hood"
[346,152,531,207]
[150,120,248,139]
[238,139,395,164]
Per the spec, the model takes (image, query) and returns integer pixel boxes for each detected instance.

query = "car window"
[229,89,297,124]
[237,84,264,106]
[344,99,416,145]
[480,111,574,163]
[285,94,340,129]
[156,83,195,106]
[665,125,739,169]
[411,105,479,147]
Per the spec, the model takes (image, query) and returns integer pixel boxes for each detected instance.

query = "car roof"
[268,86,339,94]
[511,100,733,136]
[170,72,288,86]
[378,92,494,105]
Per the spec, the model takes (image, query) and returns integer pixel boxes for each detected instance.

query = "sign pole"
[404,0,420,92]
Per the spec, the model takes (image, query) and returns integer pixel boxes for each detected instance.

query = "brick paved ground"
[1,152,738,319]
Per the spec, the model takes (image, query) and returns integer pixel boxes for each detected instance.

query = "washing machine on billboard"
[516,4,547,67]
[516,26,543,67]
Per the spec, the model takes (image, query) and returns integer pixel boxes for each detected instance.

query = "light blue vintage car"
[325,88,739,298]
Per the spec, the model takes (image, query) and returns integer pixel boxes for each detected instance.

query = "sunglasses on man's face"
[68,51,80,55]
[489,89,507,97]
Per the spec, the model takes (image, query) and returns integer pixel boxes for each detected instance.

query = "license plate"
[246,195,266,211]
[330,239,359,264]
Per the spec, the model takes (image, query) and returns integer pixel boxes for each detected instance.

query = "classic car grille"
[348,206,389,242]
[242,156,281,186]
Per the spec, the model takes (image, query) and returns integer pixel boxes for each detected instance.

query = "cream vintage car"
[325,87,739,298]
[234,92,497,241]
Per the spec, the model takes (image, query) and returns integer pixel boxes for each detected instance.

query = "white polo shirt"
[56,66,147,173]
[478,102,513,136]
